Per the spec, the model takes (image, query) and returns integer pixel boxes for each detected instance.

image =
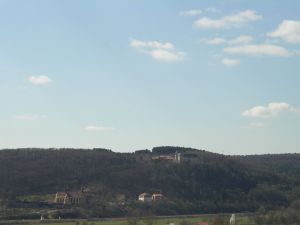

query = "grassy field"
[2,214,252,225]
[26,217,210,225]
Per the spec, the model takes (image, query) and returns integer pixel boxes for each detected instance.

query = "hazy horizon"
[1,145,300,156]
[1,0,300,155]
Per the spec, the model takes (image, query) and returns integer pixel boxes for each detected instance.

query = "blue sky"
[0,0,300,154]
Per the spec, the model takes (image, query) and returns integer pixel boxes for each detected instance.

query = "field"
[0,214,254,225]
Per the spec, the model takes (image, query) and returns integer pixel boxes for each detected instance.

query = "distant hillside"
[0,146,300,218]
[234,154,300,178]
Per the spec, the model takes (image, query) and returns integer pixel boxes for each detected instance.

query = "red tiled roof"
[152,193,163,197]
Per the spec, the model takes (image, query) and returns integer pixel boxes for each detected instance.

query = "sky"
[0,0,300,154]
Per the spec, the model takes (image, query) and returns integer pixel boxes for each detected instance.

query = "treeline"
[0,146,300,218]
[254,200,300,225]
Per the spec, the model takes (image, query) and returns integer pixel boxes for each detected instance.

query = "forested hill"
[1,146,300,215]
[234,154,300,178]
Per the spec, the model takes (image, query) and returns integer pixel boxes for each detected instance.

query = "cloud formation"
[130,39,186,62]
[221,58,240,66]
[204,35,253,45]
[15,114,47,121]
[130,40,174,50]
[180,9,202,16]
[195,10,262,29]
[28,75,52,85]
[224,44,291,57]
[205,38,226,45]
[85,125,115,132]
[268,20,300,44]
[229,35,253,45]
[242,102,300,118]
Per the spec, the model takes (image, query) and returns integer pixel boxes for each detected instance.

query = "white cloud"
[268,20,300,44]
[28,75,51,85]
[224,44,291,57]
[130,39,174,50]
[204,35,253,45]
[229,35,253,45]
[205,38,226,45]
[180,9,202,16]
[195,10,262,29]
[130,39,186,62]
[221,58,240,66]
[85,125,115,132]
[242,102,300,118]
[290,107,300,116]
[150,49,185,62]
[15,114,47,121]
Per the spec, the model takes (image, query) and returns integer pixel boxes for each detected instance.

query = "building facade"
[138,193,152,203]
[54,191,85,205]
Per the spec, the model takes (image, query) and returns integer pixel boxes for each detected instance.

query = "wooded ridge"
[0,146,300,218]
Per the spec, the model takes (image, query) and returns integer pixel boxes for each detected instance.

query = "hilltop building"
[174,152,181,163]
[152,151,181,163]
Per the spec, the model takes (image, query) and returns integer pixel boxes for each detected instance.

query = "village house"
[152,193,164,201]
[138,192,164,203]
[138,193,152,203]
[54,190,85,205]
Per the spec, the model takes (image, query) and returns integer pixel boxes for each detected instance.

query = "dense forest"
[0,146,300,219]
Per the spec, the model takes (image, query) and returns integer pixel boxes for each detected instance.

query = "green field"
[27,217,209,225]
[0,214,253,225]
